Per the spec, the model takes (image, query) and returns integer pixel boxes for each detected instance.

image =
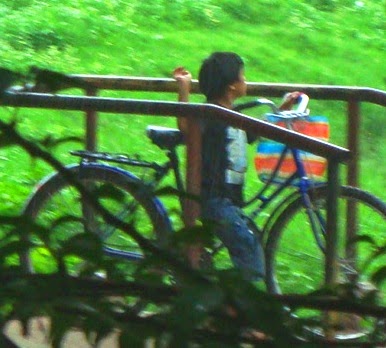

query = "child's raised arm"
[172,67,192,133]
[173,66,191,102]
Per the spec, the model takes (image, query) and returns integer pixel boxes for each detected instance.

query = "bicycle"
[20,94,386,341]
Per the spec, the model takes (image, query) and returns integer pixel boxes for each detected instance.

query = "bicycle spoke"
[21,165,170,278]
[265,186,386,341]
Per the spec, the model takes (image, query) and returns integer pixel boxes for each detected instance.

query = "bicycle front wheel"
[265,185,386,340]
[21,163,172,275]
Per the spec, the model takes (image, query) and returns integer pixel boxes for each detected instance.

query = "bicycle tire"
[265,185,386,341]
[20,163,172,275]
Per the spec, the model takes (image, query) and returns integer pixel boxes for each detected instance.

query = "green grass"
[0,0,385,288]
[0,0,384,201]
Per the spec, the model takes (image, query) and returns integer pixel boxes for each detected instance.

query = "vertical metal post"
[85,88,98,151]
[184,117,202,268]
[324,159,342,337]
[325,159,340,285]
[346,99,360,268]
[347,99,360,188]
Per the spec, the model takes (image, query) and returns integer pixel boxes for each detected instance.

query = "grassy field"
[0,0,385,212]
[0,1,385,287]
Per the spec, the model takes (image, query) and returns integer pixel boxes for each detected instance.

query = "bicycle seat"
[146,126,184,150]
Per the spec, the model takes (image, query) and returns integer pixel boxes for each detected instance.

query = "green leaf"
[0,214,23,225]
[0,121,18,149]
[154,185,200,201]
[119,328,149,348]
[0,240,31,260]
[60,233,103,262]
[95,185,127,202]
[371,266,386,287]
[171,223,216,248]
[38,134,83,150]
[50,311,78,348]
[362,243,386,271]
[372,244,386,259]
[49,214,83,230]
[348,233,377,247]
[167,282,224,342]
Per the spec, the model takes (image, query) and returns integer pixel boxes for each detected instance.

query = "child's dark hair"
[198,52,244,102]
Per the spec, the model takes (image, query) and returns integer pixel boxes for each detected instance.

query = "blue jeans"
[202,198,265,281]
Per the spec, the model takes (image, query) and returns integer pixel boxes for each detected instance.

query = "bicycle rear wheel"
[21,163,171,276]
[265,185,386,341]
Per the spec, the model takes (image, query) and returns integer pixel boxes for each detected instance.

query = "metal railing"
[74,76,386,276]
[1,76,385,286]
[75,75,386,189]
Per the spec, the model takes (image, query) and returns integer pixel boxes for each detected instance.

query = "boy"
[174,52,298,280]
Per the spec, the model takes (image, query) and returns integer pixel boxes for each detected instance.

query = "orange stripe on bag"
[275,121,329,140]
[255,115,329,184]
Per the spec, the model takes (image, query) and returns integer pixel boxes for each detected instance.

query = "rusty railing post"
[183,117,202,268]
[324,158,341,336]
[325,158,340,285]
[346,99,360,268]
[347,98,360,188]
[85,88,98,151]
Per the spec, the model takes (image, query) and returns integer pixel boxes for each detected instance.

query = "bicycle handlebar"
[234,93,310,117]
[234,98,280,113]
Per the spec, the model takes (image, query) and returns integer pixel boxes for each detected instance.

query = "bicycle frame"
[72,144,184,193]
[72,93,328,248]
[234,94,329,245]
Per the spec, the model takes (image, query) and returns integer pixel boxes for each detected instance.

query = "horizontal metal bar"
[73,75,386,106]
[0,91,350,162]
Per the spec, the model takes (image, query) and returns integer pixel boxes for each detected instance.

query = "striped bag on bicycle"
[254,114,330,184]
